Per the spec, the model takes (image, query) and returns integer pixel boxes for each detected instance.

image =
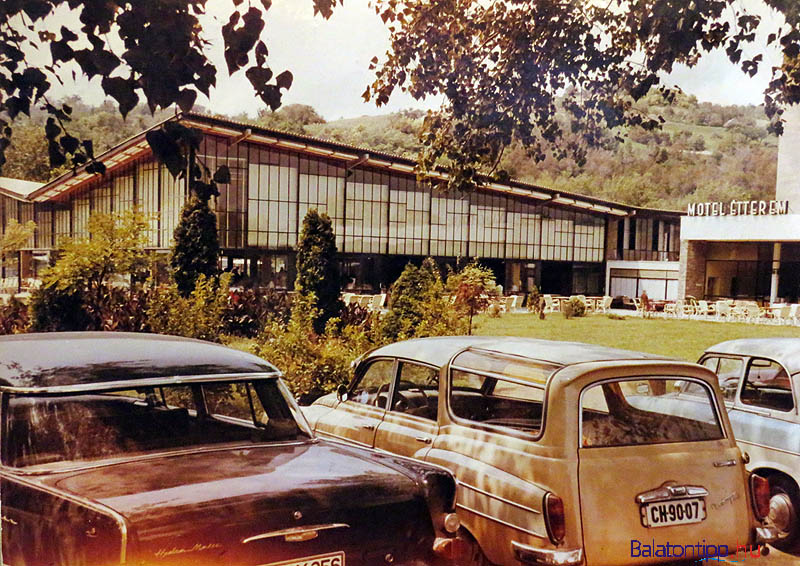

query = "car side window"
[351,360,396,408]
[741,358,794,412]
[696,356,742,402]
[391,363,439,421]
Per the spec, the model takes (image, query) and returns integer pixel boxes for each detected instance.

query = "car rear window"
[581,378,724,448]
[4,379,311,469]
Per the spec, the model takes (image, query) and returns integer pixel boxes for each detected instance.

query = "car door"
[374,361,440,459]
[732,356,798,459]
[314,358,396,448]
[578,376,752,566]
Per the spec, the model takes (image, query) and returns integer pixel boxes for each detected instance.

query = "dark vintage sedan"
[0,332,463,566]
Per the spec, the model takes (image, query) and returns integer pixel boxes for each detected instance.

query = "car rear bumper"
[754,525,780,544]
[512,541,584,566]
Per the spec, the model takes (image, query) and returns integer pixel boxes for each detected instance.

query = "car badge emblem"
[293,511,303,521]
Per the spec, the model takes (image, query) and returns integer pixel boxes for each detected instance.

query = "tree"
[43,210,149,305]
[447,260,498,335]
[366,0,800,192]
[29,209,148,332]
[0,219,36,257]
[257,104,326,134]
[381,258,443,340]
[0,1,343,174]
[295,209,342,334]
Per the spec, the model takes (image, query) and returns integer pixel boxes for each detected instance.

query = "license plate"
[262,551,345,566]
[640,497,706,528]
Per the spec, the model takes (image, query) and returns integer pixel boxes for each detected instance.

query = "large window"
[137,159,161,247]
[470,192,506,258]
[298,157,345,249]
[345,169,388,254]
[430,193,469,257]
[389,175,430,256]
[247,147,299,248]
[506,198,541,259]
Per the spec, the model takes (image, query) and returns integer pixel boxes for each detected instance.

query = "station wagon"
[305,336,777,566]
[0,332,462,566]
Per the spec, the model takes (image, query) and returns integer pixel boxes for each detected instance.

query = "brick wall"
[678,240,707,298]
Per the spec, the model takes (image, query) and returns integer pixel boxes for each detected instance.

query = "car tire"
[461,536,492,566]
[768,474,800,554]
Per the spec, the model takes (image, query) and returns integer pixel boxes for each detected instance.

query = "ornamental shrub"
[295,209,342,334]
[148,273,231,342]
[562,296,587,319]
[0,297,29,334]
[171,193,220,297]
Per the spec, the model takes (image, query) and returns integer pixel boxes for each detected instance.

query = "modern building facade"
[1,113,681,298]
[678,105,800,303]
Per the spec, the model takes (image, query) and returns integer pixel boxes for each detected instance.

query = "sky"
[34,0,788,121]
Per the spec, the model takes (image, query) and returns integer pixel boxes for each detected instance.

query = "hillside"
[3,93,778,211]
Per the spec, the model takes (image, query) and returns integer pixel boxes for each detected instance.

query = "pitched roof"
[0,176,43,200]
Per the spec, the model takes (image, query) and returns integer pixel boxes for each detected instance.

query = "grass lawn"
[473,313,800,362]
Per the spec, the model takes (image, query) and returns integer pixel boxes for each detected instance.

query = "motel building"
[678,104,800,304]
[1,112,684,300]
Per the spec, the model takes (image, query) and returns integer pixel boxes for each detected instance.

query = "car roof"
[0,332,278,392]
[364,336,670,369]
[704,338,800,375]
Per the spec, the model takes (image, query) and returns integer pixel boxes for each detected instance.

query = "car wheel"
[461,538,491,566]
[768,474,800,554]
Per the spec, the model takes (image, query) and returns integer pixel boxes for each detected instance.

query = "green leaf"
[213,165,231,184]
[275,70,293,90]
[101,76,139,117]
[177,89,197,113]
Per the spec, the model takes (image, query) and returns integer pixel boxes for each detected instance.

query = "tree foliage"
[446,260,498,335]
[0,0,342,173]
[148,273,232,342]
[257,103,326,135]
[295,209,343,334]
[366,0,800,192]
[43,209,149,304]
[0,218,35,257]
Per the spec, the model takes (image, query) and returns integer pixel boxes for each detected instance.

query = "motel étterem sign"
[687,199,790,217]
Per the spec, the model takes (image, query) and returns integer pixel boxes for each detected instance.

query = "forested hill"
[5,92,777,211]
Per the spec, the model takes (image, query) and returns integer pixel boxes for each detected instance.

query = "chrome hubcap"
[769,493,795,535]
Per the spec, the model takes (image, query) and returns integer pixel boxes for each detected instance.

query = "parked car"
[304,336,777,566]
[694,338,800,554]
[0,332,464,566]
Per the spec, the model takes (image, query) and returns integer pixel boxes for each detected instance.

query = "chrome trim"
[0,372,282,395]
[737,438,800,458]
[243,523,350,544]
[455,503,547,539]
[460,481,542,515]
[755,525,779,544]
[450,365,553,389]
[314,430,372,448]
[511,541,583,566]
[1,439,312,476]
[0,471,129,563]
[713,459,737,467]
[635,482,709,504]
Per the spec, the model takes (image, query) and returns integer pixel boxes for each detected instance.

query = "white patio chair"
[543,295,557,313]
[715,301,732,321]
[773,304,791,325]
[598,295,612,314]
[789,304,800,326]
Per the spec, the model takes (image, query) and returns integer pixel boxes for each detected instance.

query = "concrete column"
[770,242,782,304]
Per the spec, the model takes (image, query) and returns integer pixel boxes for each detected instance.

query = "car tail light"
[544,492,566,544]
[750,474,770,520]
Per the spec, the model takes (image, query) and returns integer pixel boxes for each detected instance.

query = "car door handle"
[713,459,737,468]
[362,424,376,431]
[415,437,432,444]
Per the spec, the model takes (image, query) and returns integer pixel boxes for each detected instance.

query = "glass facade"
[0,123,681,295]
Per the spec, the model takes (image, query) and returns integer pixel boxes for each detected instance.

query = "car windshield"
[4,379,312,469]
[581,378,724,448]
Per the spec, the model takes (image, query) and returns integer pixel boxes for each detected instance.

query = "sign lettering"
[687,200,790,217]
